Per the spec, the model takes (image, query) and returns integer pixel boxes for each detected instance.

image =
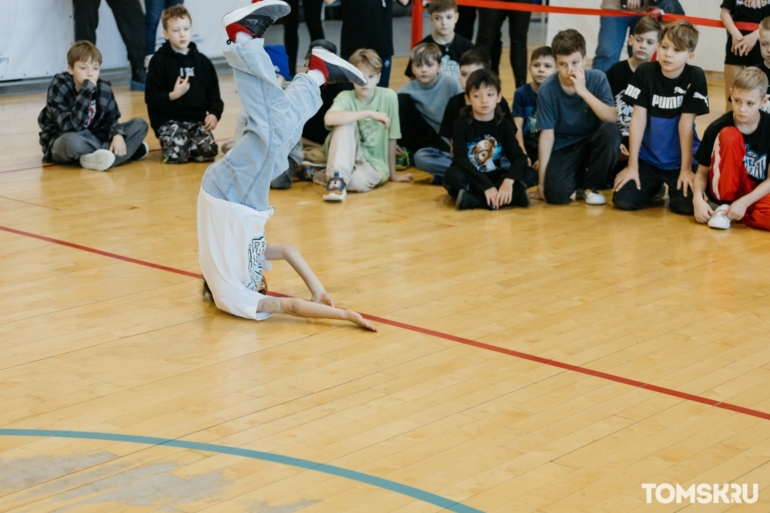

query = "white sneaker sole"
[708,206,731,229]
[585,192,607,205]
[323,190,346,201]
[311,48,367,86]
[79,149,116,171]
[222,0,291,28]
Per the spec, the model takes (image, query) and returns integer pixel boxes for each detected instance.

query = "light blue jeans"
[201,38,321,211]
[414,147,452,178]
[592,15,641,73]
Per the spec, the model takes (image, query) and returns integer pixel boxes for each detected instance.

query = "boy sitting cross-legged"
[38,40,149,171]
[397,42,463,166]
[533,29,620,205]
[513,45,557,167]
[443,69,537,211]
[605,15,661,181]
[693,67,770,231]
[415,48,513,185]
[145,5,224,164]
[404,0,474,81]
[613,21,710,215]
[322,49,413,202]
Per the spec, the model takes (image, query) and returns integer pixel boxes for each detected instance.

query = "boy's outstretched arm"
[614,105,647,191]
[677,113,697,197]
[533,129,555,200]
[264,243,329,304]
[692,164,714,223]
[257,297,377,331]
[720,8,744,42]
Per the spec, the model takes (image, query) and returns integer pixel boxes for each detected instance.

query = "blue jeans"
[202,38,321,211]
[592,15,641,73]
[144,0,184,56]
[414,147,452,178]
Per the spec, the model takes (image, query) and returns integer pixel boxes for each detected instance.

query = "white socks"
[235,32,254,45]
[307,69,325,86]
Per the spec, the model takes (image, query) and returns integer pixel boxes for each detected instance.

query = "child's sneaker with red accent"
[309,48,367,86]
[222,0,291,43]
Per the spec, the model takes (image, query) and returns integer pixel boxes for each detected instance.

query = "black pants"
[612,159,695,215]
[397,94,449,154]
[476,1,532,89]
[73,0,145,71]
[284,0,325,76]
[444,166,537,207]
[456,6,477,40]
[544,122,620,205]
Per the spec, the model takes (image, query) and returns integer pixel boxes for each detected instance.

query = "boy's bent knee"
[612,190,644,211]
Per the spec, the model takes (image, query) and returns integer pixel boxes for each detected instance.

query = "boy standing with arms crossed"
[693,67,770,230]
[613,21,710,215]
[534,29,620,205]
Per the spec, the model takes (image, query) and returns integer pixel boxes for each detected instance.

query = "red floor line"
[0,164,58,175]
[2,223,769,422]
[0,195,60,210]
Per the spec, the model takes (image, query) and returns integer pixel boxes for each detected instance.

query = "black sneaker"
[456,189,482,210]
[222,0,291,43]
[309,48,367,86]
[511,181,530,208]
[130,141,149,161]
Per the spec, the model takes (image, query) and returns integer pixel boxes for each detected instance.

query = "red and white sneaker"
[222,0,291,43]
[309,48,367,86]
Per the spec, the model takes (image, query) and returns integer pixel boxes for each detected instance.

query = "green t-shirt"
[323,87,402,182]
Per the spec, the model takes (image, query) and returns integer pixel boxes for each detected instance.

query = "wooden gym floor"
[1,52,770,512]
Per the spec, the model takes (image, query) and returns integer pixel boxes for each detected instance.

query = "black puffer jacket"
[145,41,224,135]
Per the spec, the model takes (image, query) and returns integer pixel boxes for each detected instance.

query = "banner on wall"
[0,0,246,82]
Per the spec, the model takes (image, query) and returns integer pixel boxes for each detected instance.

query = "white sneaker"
[144,54,153,71]
[79,149,116,171]
[584,189,607,205]
[708,204,731,230]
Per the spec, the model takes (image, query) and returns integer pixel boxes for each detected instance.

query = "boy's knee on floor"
[612,189,644,211]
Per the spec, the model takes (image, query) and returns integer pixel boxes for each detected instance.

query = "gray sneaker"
[79,149,116,171]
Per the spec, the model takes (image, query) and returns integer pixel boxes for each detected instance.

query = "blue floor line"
[0,428,484,513]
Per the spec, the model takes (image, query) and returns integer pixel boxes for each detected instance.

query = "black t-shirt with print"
[606,60,635,139]
[439,92,512,139]
[697,110,770,184]
[623,61,710,170]
[404,34,475,78]
[721,0,770,23]
[451,115,527,192]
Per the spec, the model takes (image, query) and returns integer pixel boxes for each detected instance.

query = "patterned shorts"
[158,121,218,164]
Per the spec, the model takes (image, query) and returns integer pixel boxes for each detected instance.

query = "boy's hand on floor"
[693,198,714,224]
[614,166,640,192]
[170,75,190,100]
[204,114,218,131]
[485,188,499,209]
[727,199,748,221]
[369,111,391,129]
[110,134,126,157]
[677,169,695,197]
[391,172,413,182]
[531,186,545,201]
[497,179,514,206]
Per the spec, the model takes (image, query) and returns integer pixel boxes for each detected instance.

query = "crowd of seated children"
[38,40,149,172]
[513,46,556,169]
[404,0,474,82]
[443,69,538,211]
[397,43,463,169]
[613,21,710,216]
[322,49,411,202]
[145,5,223,164]
[415,48,515,185]
[605,16,661,184]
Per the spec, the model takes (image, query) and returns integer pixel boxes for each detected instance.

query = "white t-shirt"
[197,188,273,321]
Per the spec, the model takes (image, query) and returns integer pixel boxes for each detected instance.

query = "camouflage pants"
[158,121,218,164]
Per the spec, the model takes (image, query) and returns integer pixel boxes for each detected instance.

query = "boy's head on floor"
[349,49,382,99]
[162,5,193,52]
[67,40,102,90]
[464,69,503,122]
[552,29,587,85]
[759,17,770,66]
[658,21,698,75]
[459,48,491,90]
[629,15,661,63]
[428,0,459,40]
[731,67,768,124]
[410,43,443,86]
[529,46,555,87]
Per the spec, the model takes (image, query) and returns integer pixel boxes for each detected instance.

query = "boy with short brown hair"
[38,40,149,171]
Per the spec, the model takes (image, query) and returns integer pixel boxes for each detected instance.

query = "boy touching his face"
[693,67,770,230]
[145,5,224,164]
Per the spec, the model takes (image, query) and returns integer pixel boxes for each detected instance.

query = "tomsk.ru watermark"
[642,483,759,504]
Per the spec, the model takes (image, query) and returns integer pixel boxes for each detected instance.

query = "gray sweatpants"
[50,118,148,168]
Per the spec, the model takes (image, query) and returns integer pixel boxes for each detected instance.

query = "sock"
[307,69,325,86]
[235,32,254,45]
